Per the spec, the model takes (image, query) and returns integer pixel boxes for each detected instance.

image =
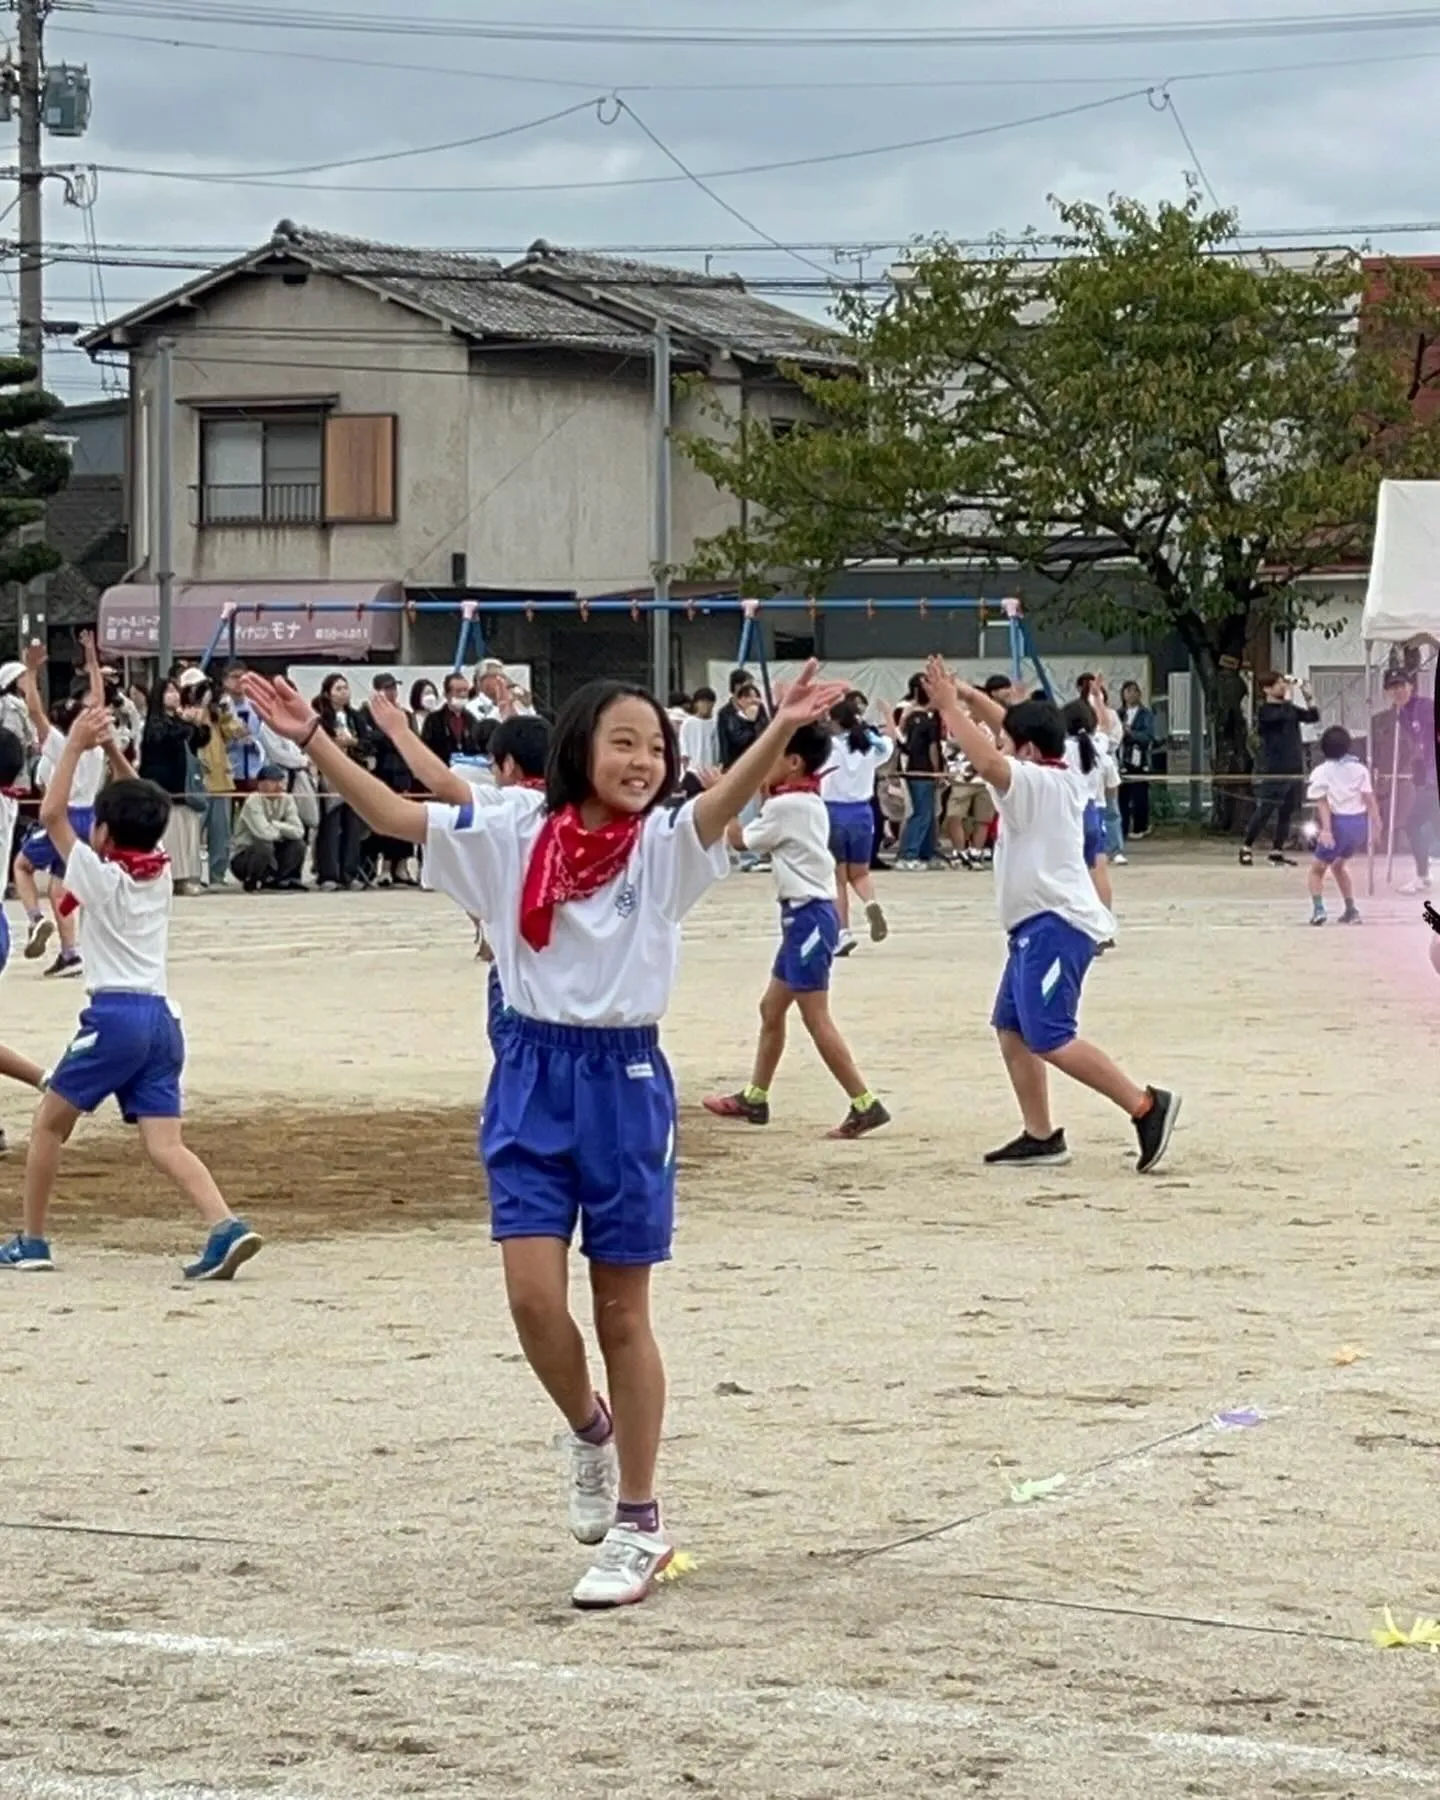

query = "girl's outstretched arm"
[368,692,472,804]
[691,659,849,849]
[243,676,430,844]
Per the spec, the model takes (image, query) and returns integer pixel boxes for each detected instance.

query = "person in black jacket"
[715,674,769,867]
[1241,672,1319,866]
[358,672,418,887]
[139,676,210,894]
[420,670,489,766]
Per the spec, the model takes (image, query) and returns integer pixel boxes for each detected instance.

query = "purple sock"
[616,1499,660,1535]
[574,1397,612,1446]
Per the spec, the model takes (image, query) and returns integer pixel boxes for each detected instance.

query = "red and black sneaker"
[703,1091,770,1126]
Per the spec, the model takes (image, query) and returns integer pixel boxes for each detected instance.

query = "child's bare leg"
[1043,1038,1147,1117]
[137,1117,231,1227]
[591,1263,664,1505]
[1335,860,1356,903]
[1090,855,1113,908]
[796,989,868,1099]
[13,856,38,914]
[501,1236,595,1429]
[833,865,851,930]
[998,1028,1054,1137]
[751,980,791,1092]
[22,1091,81,1239]
[0,1043,45,1090]
[848,864,877,905]
[1307,858,1327,899]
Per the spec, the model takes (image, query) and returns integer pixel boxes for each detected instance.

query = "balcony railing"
[193,482,322,526]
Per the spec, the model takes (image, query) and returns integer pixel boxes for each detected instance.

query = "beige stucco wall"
[122,272,795,599]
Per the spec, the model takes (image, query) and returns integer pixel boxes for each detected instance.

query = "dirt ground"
[3,852,1440,1800]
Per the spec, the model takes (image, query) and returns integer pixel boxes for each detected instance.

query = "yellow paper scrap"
[655,1552,698,1585]
[1371,1607,1440,1651]
[1333,1345,1366,1367]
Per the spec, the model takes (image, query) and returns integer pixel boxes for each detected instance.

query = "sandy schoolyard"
[2,851,1439,1800]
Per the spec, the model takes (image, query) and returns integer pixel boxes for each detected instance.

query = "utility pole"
[15,0,45,655]
[650,321,672,702]
[155,336,175,674]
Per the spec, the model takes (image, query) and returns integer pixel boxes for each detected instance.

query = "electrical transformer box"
[42,65,91,137]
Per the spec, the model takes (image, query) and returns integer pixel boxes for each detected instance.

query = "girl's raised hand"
[241,673,313,742]
[369,691,411,741]
[772,658,849,726]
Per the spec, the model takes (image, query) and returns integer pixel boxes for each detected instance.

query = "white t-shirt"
[422,788,728,1028]
[1063,736,1108,808]
[742,791,836,903]
[1307,756,1373,817]
[43,727,105,809]
[62,840,173,996]
[989,758,1115,943]
[820,734,892,803]
[678,712,719,773]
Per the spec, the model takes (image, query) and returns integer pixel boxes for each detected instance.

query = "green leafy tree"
[681,190,1440,793]
[0,356,71,588]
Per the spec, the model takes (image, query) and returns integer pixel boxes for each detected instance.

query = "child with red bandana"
[704,720,889,1140]
[243,663,846,1610]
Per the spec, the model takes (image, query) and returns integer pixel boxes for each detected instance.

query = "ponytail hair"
[1062,697,1098,775]
[831,697,872,756]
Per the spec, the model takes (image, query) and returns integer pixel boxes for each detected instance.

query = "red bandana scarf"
[769,776,822,797]
[57,848,170,918]
[520,805,642,951]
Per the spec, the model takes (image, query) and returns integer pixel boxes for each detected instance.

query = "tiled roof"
[81,224,845,371]
[511,240,849,370]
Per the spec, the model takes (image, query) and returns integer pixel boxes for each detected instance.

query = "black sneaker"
[826,1098,891,1140]
[1134,1088,1180,1173]
[1268,852,1296,867]
[983,1130,1070,1167]
[43,952,83,979]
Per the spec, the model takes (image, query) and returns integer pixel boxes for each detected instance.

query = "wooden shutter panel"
[322,414,396,523]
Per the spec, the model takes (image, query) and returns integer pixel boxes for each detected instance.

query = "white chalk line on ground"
[0,1779,308,1800]
[3,1620,1436,1789]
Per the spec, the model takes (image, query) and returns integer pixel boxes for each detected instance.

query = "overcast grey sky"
[22,0,1440,399]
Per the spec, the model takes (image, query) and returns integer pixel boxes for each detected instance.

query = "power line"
[55,2,1440,51]
[1153,88,1228,216]
[87,86,1155,193]
[54,22,1440,95]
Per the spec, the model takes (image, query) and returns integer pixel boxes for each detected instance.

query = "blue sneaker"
[183,1219,263,1282]
[0,1232,54,1271]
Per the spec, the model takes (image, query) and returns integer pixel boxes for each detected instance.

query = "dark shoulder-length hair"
[545,680,678,814]
[315,672,349,722]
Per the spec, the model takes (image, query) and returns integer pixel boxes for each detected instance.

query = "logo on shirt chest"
[614,881,638,918]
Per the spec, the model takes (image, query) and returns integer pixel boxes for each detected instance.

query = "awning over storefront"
[97,581,404,660]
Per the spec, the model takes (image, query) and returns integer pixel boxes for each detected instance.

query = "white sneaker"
[566,1432,618,1545]
[1113,853,1129,867]
[571,1523,673,1610]
[1398,878,1433,896]
[835,929,857,958]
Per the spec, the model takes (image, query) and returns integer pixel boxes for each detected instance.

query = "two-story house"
[81,222,847,698]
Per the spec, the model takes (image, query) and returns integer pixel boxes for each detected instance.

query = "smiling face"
[588,695,671,817]
[327,677,351,710]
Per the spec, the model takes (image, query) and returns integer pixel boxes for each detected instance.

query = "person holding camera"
[1240,672,1320,867]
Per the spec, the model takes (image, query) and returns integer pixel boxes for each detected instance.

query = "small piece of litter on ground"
[655,1553,698,1585]
[1372,1608,1440,1651]
[1212,1407,1266,1430]
[1333,1345,1366,1366]
[1010,1474,1067,1505]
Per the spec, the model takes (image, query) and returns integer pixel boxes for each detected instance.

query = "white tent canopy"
[1362,480,1440,644]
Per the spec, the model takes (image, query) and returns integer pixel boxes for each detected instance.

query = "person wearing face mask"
[409,678,440,736]
[139,676,210,896]
[312,672,367,891]
[421,671,488,767]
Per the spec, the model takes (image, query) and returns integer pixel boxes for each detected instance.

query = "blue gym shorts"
[772,897,840,992]
[48,991,185,1122]
[1315,814,1368,864]
[991,911,1098,1055]
[23,807,95,879]
[481,1015,677,1266]
[0,908,10,976]
[1082,801,1106,869]
[826,800,875,866]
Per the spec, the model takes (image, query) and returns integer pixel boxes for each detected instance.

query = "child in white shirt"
[1305,725,1381,926]
[1063,697,1113,912]
[705,720,889,1140]
[926,657,1179,1174]
[0,707,260,1280]
[819,698,891,955]
[244,660,847,1612]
